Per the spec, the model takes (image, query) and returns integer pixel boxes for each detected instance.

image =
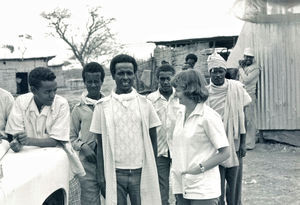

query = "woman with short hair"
[170,69,230,205]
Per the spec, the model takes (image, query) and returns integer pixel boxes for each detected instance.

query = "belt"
[116,168,142,174]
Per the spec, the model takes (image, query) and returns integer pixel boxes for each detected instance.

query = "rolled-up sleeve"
[147,101,161,129]
[5,97,25,136]
[203,111,229,149]
[48,101,70,142]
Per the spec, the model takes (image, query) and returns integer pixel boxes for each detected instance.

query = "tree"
[41,7,121,67]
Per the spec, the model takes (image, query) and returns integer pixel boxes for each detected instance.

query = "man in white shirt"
[147,64,180,205]
[5,67,85,205]
[90,54,162,205]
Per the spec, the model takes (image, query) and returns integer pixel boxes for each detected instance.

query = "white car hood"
[0,146,69,205]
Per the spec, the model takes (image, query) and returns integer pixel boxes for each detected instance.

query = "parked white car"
[0,140,69,205]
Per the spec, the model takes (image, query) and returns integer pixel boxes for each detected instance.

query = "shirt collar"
[153,87,176,102]
[80,91,104,105]
[179,103,205,117]
[191,103,205,117]
[111,88,137,102]
[28,97,52,115]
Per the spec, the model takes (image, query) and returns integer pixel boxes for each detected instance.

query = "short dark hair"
[156,64,176,79]
[82,62,105,82]
[171,69,208,103]
[29,67,56,89]
[185,53,198,63]
[110,54,138,76]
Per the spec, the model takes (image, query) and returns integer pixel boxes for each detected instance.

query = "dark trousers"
[219,166,238,205]
[157,156,172,205]
[175,194,219,205]
[235,156,243,205]
[116,168,142,205]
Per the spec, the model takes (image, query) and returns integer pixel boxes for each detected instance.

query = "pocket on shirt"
[182,173,204,190]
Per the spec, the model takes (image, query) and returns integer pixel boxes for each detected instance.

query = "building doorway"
[16,72,29,94]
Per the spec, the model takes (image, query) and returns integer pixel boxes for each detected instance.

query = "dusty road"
[242,143,300,205]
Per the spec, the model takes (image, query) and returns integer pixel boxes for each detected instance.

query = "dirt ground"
[57,86,300,205]
[242,142,300,205]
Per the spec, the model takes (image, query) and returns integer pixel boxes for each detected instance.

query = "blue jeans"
[116,168,142,205]
[175,194,219,205]
[219,166,238,205]
[157,156,172,205]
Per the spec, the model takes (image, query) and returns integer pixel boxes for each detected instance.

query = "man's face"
[186,59,196,67]
[158,71,174,93]
[32,80,57,106]
[210,67,226,86]
[243,55,254,66]
[84,72,103,98]
[113,62,135,94]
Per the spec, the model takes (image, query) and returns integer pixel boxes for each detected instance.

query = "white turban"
[207,52,227,72]
[244,47,254,57]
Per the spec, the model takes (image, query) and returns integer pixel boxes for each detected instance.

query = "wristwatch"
[199,163,205,173]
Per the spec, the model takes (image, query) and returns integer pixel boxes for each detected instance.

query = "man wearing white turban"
[206,52,251,205]
[238,47,261,151]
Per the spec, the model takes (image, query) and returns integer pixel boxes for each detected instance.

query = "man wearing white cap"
[206,52,251,205]
[238,47,260,151]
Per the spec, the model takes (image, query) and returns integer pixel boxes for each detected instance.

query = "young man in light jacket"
[90,54,162,205]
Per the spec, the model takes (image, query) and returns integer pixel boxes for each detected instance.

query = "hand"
[16,133,30,145]
[181,166,201,175]
[239,60,246,68]
[96,168,106,198]
[81,143,96,163]
[238,144,247,158]
[10,139,22,152]
[100,180,106,198]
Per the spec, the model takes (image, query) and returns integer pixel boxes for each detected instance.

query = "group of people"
[0,48,260,205]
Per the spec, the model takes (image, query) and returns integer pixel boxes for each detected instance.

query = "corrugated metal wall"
[227,22,300,130]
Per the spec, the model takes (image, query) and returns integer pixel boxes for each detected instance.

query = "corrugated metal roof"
[0,55,55,62]
[148,35,238,46]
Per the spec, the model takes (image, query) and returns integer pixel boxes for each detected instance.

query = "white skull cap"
[244,47,254,57]
[207,52,227,72]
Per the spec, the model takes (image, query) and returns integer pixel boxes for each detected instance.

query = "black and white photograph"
[0,0,299,205]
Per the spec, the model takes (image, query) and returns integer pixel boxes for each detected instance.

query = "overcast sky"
[0,0,244,63]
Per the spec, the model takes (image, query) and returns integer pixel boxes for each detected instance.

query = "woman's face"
[175,86,190,106]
